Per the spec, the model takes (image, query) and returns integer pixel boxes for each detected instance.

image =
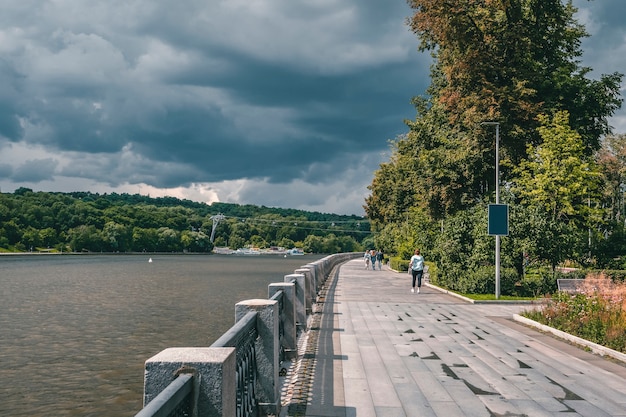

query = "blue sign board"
[488,204,509,236]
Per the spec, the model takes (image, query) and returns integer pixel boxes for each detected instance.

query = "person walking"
[364,250,371,269]
[408,248,425,293]
[376,250,383,270]
[370,250,377,270]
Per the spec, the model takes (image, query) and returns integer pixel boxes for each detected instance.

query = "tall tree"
[367,0,622,224]
[512,111,602,267]
[597,134,626,223]
[407,0,621,154]
[513,111,601,227]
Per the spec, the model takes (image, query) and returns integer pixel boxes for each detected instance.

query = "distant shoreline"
[0,251,310,256]
[0,251,214,256]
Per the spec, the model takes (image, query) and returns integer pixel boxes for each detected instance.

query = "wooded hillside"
[0,188,370,253]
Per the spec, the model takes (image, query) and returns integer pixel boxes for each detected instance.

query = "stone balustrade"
[136,252,361,417]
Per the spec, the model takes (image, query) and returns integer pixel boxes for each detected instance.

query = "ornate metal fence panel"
[236,341,257,417]
[211,311,259,417]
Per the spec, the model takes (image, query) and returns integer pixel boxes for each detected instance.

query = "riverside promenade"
[281,258,626,417]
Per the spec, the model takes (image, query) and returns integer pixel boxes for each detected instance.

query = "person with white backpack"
[408,248,425,293]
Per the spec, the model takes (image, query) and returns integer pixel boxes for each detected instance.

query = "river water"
[0,253,321,417]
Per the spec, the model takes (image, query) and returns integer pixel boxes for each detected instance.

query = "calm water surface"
[0,254,321,417]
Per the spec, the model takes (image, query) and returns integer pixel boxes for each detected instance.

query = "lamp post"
[482,122,501,299]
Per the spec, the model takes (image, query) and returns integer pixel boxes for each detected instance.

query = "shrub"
[606,257,626,270]
[453,266,518,295]
[389,256,410,272]
[520,267,559,297]
[597,269,626,283]
[523,273,626,353]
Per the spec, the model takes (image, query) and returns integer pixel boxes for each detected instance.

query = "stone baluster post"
[268,282,297,359]
[235,299,280,416]
[294,267,314,315]
[284,273,306,332]
[143,347,236,417]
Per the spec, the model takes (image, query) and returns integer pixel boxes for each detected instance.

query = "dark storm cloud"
[0,0,427,184]
[0,163,12,178]
[575,0,626,29]
[574,0,626,72]
[12,158,58,183]
[120,54,420,186]
[0,0,623,214]
[0,60,24,141]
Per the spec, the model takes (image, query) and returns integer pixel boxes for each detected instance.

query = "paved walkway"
[284,259,626,417]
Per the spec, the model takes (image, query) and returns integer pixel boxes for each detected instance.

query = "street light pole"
[482,122,501,299]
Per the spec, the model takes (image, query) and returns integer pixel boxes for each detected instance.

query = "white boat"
[234,248,261,255]
[213,247,235,255]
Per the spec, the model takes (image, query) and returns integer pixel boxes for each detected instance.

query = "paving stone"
[373,406,407,417]
[440,379,491,417]
[276,259,626,417]
[428,400,474,417]
[563,399,618,417]
[410,371,455,403]
[509,398,569,416]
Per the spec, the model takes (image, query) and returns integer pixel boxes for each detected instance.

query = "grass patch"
[462,293,538,301]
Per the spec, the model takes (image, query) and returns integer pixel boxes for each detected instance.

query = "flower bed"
[523,274,626,353]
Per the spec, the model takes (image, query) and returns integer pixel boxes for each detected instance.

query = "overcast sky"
[1,0,624,215]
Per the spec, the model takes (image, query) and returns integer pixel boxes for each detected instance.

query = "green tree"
[181,230,213,252]
[13,187,33,196]
[303,235,324,254]
[2,220,21,245]
[376,0,623,223]
[277,237,295,250]
[213,236,228,247]
[103,221,130,252]
[432,205,491,288]
[39,227,57,248]
[0,202,10,222]
[594,134,626,267]
[157,227,180,252]
[21,226,41,250]
[132,227,159,252]
[249,234,268,249]
[513,111,602,227]
[228,235,246,251]
[320,234,341,254]
[597,134,626,223]
[68,225,103,252]
[337,235,361,253]
[512,111,602,267]
[406,0,622,157]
